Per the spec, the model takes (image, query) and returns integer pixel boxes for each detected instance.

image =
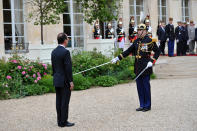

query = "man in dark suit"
[51,33,74,127]
[175,21,184,56]
[165,17,175,57]
[157,21,167,55]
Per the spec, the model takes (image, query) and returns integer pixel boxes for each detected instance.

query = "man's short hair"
[57,33,68,44]
[169,17,173,21]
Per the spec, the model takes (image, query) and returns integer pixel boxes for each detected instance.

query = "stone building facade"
[0,0,197,62]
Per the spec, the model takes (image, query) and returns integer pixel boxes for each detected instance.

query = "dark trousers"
[182,41,187,55]
[177,41,183,56]
[168,40,174,56]
[136,75,151,108]
[55,86,71,125]
[159,41,166,55]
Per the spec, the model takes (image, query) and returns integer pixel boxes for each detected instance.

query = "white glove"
[176,39,179,43]
[147,61,153,68]
[167,38,169,41]
[111,57,120,64]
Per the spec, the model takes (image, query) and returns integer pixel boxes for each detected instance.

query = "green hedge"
[0,50,156,99]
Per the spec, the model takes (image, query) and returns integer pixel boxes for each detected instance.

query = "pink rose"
[17,66,22,70]
[37,77,41,81]
[44,72,47,75]
[26,75,29,78]
[42,64,46,67]
[11,60,18,63]
[33,74,36,78]
[34,80,37,83]
[28,69,31,71]
[30,66,33,69]
[44,66,47,70]
[22,71,26,75]
[6,75,12,79]
[24,67,27,70]
[37,72,41,77]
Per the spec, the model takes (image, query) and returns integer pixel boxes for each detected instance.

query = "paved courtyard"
[0,56,197,131]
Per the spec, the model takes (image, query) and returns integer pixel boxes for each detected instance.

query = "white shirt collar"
[59,44,66,49]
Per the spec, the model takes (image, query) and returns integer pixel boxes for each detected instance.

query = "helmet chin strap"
[138,30,145,39]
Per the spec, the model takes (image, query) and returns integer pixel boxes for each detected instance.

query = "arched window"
[63,0,84,49]
[3,0,26,53]
[158,0,167,23]
[129,0,144,25]
[182,0,190,21]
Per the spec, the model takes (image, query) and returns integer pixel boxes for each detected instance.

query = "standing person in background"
[195,25,197,54]
[93,20,101,39]
[165,17,175,57]
[182,22,189,55]
[116,18,126,51]
[188,20,196,54]
[145,19,152,38]
[105,22,115,39]
[157,21,167,55]
[51,33,75,127]
[129,16,137,45]
[175,21,184,56]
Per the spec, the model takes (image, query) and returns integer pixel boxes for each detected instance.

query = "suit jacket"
[118,35,160,76]
[157,26,167,42]
[195,28,197,41]
[182,26,189,41]
[175,26,185,42]
[165,24,175,41]
[51,45,73,88]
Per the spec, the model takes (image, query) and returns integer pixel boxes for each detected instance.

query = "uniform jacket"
[165,24,175,41]
[105,28,114,39]
[157,26,167,42]
[116,27,125,42]
[118,35,160,76]
[129,25,137,41]
[175,26,185,42]
[188,25,195,40]
[51,45,73,88]
[93,28,101,39]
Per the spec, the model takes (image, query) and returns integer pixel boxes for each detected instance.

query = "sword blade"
[73,61,111,75]
[133,66,148,81]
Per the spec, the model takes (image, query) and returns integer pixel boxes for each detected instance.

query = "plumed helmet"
[137,24,147,30]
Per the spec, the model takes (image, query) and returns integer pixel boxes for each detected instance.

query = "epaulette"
[152,38,157,43]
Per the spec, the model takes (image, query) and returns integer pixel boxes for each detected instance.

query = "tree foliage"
[76,0,122,24]
[27,0,66,25]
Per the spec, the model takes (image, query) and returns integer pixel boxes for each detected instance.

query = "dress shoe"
[58,121,75,127]
[142,108,151,112]
[136,107,144,111]
[65,121,75,127]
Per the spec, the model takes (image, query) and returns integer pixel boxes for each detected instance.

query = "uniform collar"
[59,44,66,49]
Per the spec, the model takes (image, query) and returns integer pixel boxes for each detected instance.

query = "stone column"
[122,0,130,47]
[0,0,5,57]
[147,0,158,38]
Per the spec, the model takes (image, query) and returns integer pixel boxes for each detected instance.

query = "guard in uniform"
[165,17,175,57]
[112,24,160,112]
[93,21,101,39]
[145,19,152,38]
[129,16,137,45]
[175,21,184,56]
[116,18,126,51]
[105,22,115,39]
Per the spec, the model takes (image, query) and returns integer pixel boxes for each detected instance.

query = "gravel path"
[0,56,197,131]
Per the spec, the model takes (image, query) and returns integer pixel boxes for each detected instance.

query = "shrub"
[95,76,118,87]
[73,74,91,90]
[23,84,49,96]
[39,75,55,93]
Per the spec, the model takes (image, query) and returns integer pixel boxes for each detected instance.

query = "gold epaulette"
[152,38,157,43]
